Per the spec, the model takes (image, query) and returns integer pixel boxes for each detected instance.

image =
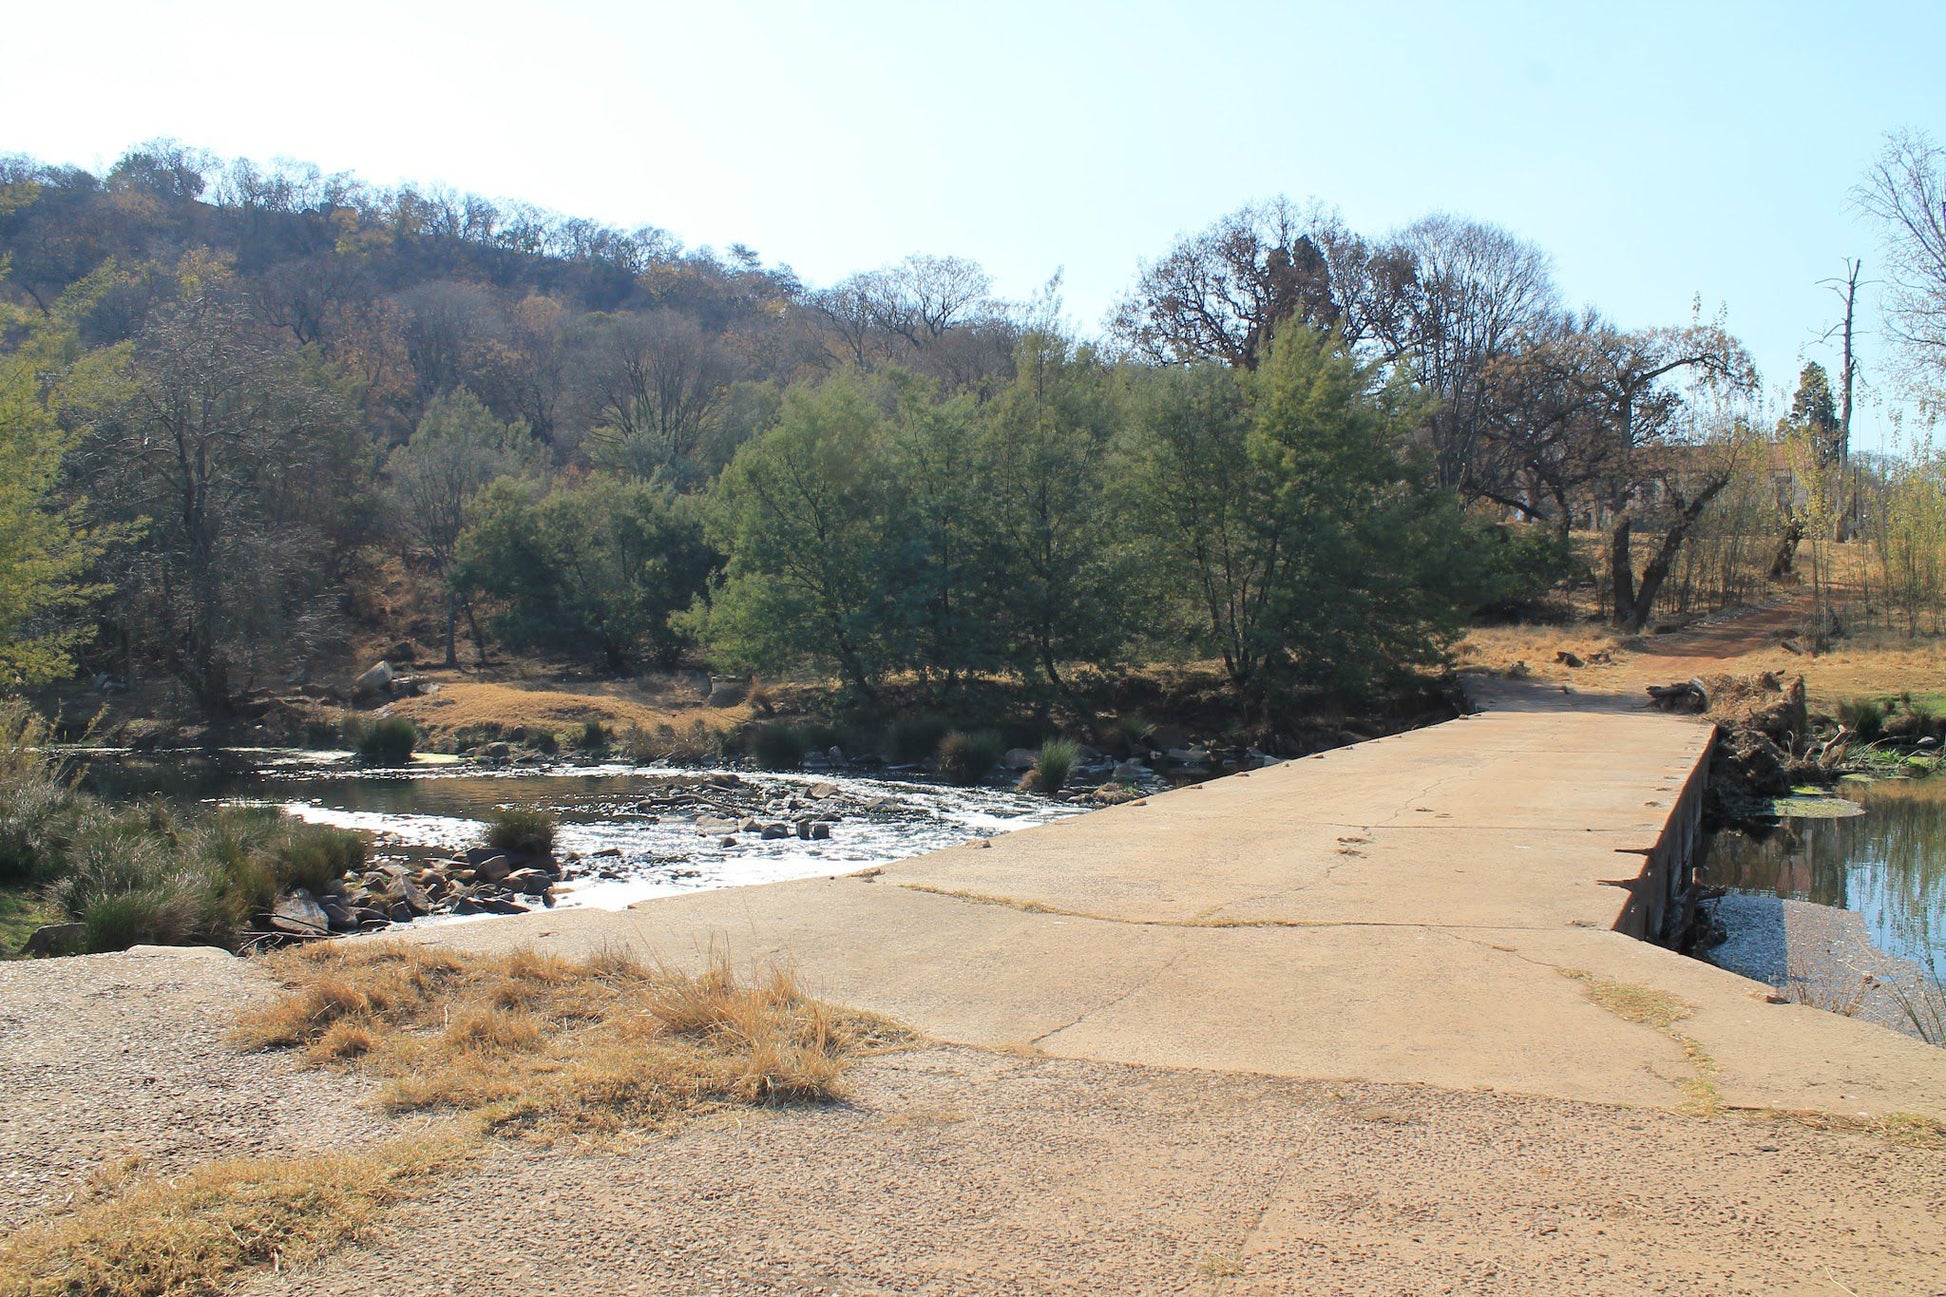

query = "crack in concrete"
[896,883,1574,934]
[1028,944,1190,1048]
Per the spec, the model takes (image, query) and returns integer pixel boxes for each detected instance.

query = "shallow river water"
[1702,775,1946,979]
[82,751,1088,914]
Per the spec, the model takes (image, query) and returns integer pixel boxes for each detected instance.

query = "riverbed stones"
[19,923,85,958]
[271,890,330,935]
[474,855,514,884]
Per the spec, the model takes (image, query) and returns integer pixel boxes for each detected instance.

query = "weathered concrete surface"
[420,686,1946,1122]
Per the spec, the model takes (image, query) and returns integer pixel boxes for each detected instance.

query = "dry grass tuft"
[234,940,909,1142]
[0,1132,469,1297]
[1562,968,1690,1030]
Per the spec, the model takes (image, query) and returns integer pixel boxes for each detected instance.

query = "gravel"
[0,947,397,1228]
[7,947,1943,1294]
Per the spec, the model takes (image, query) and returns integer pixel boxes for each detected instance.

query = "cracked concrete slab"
[411,685,1946,1122]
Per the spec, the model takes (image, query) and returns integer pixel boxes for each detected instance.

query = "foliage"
[749,722,809,770]
[936,730,1004,785]
[1025,738,1080,794]
[348,715,418,764]
[458,475,712,672]
[0,272,113,685]
[1131,327,1470,700]
[1835,696,1887,742]
[484,807,556,857]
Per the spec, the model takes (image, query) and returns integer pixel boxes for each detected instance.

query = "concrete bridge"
[431,684,1946,1122]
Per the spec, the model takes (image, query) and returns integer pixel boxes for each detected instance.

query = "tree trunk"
[1608,514,1637,626]
[1619,476,1730,632]
[444,590,460,668]
[1769,511,1804,578]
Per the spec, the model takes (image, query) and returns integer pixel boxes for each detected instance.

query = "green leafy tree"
[686,371,910,700]
[457,476,711,672]
[0,272,111,686]
[973,333,1132,707]
[385,389,539,665]
[1133,327,1466,703]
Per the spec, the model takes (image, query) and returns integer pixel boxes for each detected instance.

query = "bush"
[750,723,808,770]
[937,730,1005,786]
[1024,739,1080,795]
[1837,697,1887,742]
[577,720,609,752]
[796,721,842,754]
[273,823,367,894]
[0,702,83,885]
[349,716,418,764]
[1461,521,1582,621]
[886,714,952,764]
[485,807,556,857]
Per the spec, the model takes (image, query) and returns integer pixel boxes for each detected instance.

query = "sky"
[8,0,1944,451]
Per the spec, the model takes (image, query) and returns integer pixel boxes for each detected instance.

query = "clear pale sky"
[9,0,1943,449]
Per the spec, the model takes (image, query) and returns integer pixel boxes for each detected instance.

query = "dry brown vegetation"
[233,940,908,1142]
[385,677,751,750]
[0,1133,469,1297]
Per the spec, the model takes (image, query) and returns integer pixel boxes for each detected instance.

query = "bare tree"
[576,309,739,480]
[1111,198,1344,369]
[1857,131,1946,411]
[1387,215,1560,492]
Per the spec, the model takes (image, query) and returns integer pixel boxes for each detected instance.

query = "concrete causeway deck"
[425,685,1946,1122]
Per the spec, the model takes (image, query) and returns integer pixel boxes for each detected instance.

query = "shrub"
[1837,697,1887,742]
[485,807,556,857]
[936,730,1005,786]
[1024,738,1080,795]
[750,723,808,770]
[0,701,83,885]
[796,721,842,754]
[273,823,368,894]
[349,716,418,764]
[886,713,952,764]
[577,720,609,752]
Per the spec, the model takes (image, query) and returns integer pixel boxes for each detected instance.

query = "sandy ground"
[0,948,396,1229]
[2,949,1941,1296]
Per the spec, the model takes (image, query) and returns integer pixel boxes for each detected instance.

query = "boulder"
[351,660,394,699]
[507,868,553,896]
[474,855,514,883]
[20,922,85,958]
[707,677,749,708]
[760,822,792,840]
[271,889,330,935]
[810,821,832,841]
[402,882,433,916]
[1003,748,1040,771]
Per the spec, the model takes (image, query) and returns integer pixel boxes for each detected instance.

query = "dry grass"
[1563,969,1689,1030]
[233,941,909,1142]
[1562,969,1722,1116]
[386,679,748,750]
[0,1132,470,1297]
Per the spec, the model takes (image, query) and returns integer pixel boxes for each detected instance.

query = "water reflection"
[1703,777,1946,978]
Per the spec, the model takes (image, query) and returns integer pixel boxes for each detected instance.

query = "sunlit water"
[1702,776,1946,979]
[81,751,1089,914]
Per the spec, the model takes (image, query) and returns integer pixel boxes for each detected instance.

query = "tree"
[688,371,908,700]
[457,476,711,672]
[576,309,739,483]
[1387,215,1559,494]
[0,272,111,685]
[1132,327,1467,702]
[1857,130,1946,413]
[385,390,538,665]
[972,333,1130,708]
[65,263,363,713]
[1112,198,1345,370]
